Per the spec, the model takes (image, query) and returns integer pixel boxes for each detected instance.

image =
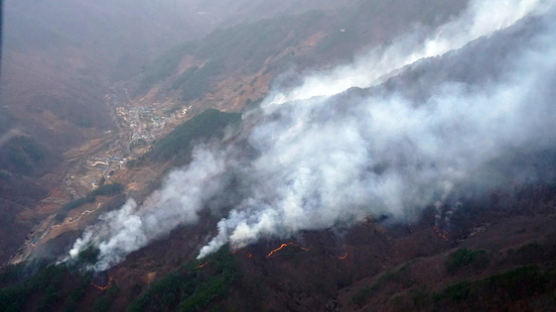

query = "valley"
[8,84,198,265]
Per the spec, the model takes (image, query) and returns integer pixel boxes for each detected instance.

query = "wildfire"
[91,276,113,291]
[266,242,309,258]
[197,262,208,269]
[433,227,449,241]
[338,252,348,260]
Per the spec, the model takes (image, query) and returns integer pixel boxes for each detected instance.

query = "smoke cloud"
[67,0,556,269]
[68,148,228,270]
[262,0,552,108]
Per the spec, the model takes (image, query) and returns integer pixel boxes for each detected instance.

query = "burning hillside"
[65,0,556,272]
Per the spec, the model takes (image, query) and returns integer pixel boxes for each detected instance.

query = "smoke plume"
[68,149,228,270]
[262,0,552,107]
[67,0,556,270]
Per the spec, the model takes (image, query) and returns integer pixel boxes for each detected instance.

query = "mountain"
[1,0,556,311]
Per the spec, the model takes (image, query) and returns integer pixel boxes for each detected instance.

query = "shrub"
[513,243,545,263]
[140,42,197,90]
[55,183,124,222]
[76,245,101,265]
[441,281,472,302]
[149,109,241,162]
[62,274,92,312]
[127,246,241,312]
[0,264,25,285]
[91,183,124,197]
[484,265,546,298]
[174,61,223,102]
[351,261,415,306]
[445,248,489,274]
[0,265,66,312]
[433,265,551,309]
[91,285,119,312]
[0,136,49,176]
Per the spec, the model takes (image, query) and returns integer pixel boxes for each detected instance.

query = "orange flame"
[197,262,208,269]
[433,227,449,241]
[266,242,308,258]
[91,276,113,291]
[266,243,289,258]
[338,252,348,260]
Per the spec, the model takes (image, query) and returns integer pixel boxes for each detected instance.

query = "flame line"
[197,262,208,269]
[338,252,348,260]
[91,276,113,291]
[433,227,449,241]
[266,242,308,258]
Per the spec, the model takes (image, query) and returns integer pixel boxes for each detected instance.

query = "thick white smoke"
[262,0,552,109]
[68,148,227,270]
[199,20,556,257]
[67,0,556,269]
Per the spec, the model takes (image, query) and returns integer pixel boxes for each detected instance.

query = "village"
[78,90,193,190]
